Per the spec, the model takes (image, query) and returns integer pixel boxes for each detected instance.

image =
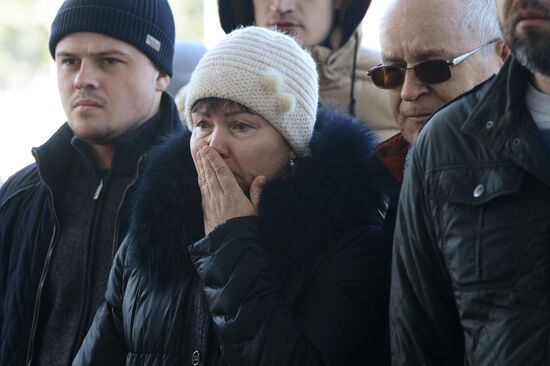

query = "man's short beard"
[500,0,550,77]
[507,30,550,77]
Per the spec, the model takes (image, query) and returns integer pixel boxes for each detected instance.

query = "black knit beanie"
[49,0,175,76]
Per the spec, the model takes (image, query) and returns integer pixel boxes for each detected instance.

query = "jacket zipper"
[24,154,144,364]
[93,179,104,200]
[25,174,105,365]
[25,153,61,366]
[71,178,104,355]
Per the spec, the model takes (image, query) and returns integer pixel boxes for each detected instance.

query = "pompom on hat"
[185,26,319,157]
[49,0,175,76]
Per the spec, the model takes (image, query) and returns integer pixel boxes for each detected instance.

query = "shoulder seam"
[0,181,41,210]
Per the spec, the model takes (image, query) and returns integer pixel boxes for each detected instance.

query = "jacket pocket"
[427,164,526,287]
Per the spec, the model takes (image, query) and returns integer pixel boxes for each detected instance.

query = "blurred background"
[0,0,389,182]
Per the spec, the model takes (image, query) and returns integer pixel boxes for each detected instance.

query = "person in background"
[368,0,507,231]
[74,26,392,365]
[166,40,206,97]
[177,0,396,140]
[391,0,550,364]
[0,0,181,364]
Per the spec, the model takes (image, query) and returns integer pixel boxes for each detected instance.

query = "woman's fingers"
[195,147,211,198]
[196,146,257,235]
[249,175,266,213]
[201,146,240,193]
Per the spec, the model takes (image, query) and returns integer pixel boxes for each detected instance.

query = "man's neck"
[532,73,550,95]
[90,143,113,169]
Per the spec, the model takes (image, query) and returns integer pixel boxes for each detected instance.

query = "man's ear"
[497,40,510,61]
[155,71,171,92]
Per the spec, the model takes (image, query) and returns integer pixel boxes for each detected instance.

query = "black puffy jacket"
[391,57,550,365]
[74,108,393,365]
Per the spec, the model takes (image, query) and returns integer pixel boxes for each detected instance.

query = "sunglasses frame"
[367,38,501,89]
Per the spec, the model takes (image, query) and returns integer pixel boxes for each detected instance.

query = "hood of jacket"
[217,0,370,48]
[127,106,386,287]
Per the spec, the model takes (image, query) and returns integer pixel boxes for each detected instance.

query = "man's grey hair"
[463,0,501,45]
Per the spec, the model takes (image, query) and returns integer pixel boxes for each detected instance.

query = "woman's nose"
[207,128,230,158]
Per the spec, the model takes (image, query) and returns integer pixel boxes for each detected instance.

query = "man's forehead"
[380,20,468,61]
[380,0,465,60]
[55,32,134,56]
[381,45,452,63]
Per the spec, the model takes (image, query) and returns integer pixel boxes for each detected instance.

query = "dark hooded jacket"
[212,0,396,140]
[74,107,392,365]
[391,57,550,365]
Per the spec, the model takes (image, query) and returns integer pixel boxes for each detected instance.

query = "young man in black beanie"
[0,1,181,364]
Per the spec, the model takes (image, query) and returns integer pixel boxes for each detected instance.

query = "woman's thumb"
[250,175,266,211]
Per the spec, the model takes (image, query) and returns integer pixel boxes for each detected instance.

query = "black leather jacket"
[74,108,393,365]
[390,57,550,365]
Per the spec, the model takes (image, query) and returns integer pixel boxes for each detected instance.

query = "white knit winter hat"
[185,26,319,157]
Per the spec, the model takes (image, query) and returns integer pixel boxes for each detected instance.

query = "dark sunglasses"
[367,38,500,89]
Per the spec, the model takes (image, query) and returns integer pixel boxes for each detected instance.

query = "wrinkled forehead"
[380,0,467,63]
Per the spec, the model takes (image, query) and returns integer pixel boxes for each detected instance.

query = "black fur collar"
[127,107,386,286]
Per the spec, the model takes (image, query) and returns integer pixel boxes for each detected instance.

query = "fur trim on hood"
[127,106,386,287]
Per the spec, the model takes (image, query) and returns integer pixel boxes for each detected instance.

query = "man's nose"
[73,61,100,90]
[269,0,297,13]
[400,69,430,101]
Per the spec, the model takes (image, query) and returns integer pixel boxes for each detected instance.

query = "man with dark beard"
[390,0,550,365]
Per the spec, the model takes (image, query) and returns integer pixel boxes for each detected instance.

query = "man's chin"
[68,126,113,145]
[512,40,550,77]
[401,118,429,144]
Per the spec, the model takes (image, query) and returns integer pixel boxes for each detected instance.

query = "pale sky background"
[0,0,390,182]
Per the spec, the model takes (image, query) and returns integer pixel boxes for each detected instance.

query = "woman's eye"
[195,121,209,130]
[233,122,252,131]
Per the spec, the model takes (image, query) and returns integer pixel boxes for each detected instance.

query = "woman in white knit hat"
[75,26,391,365]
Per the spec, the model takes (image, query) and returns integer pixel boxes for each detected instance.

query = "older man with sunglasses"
[390,0,550,364]
[370,0,507,187]
[368,0,507,240]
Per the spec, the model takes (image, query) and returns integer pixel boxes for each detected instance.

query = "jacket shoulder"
[312,107,380,172]
[414,76,496,164]
[126,129,203,287]
[129,129,198,230]
[421,76,495,135]
[417,77,494,146]
[264,106,388,233]
[0,163,41,208]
